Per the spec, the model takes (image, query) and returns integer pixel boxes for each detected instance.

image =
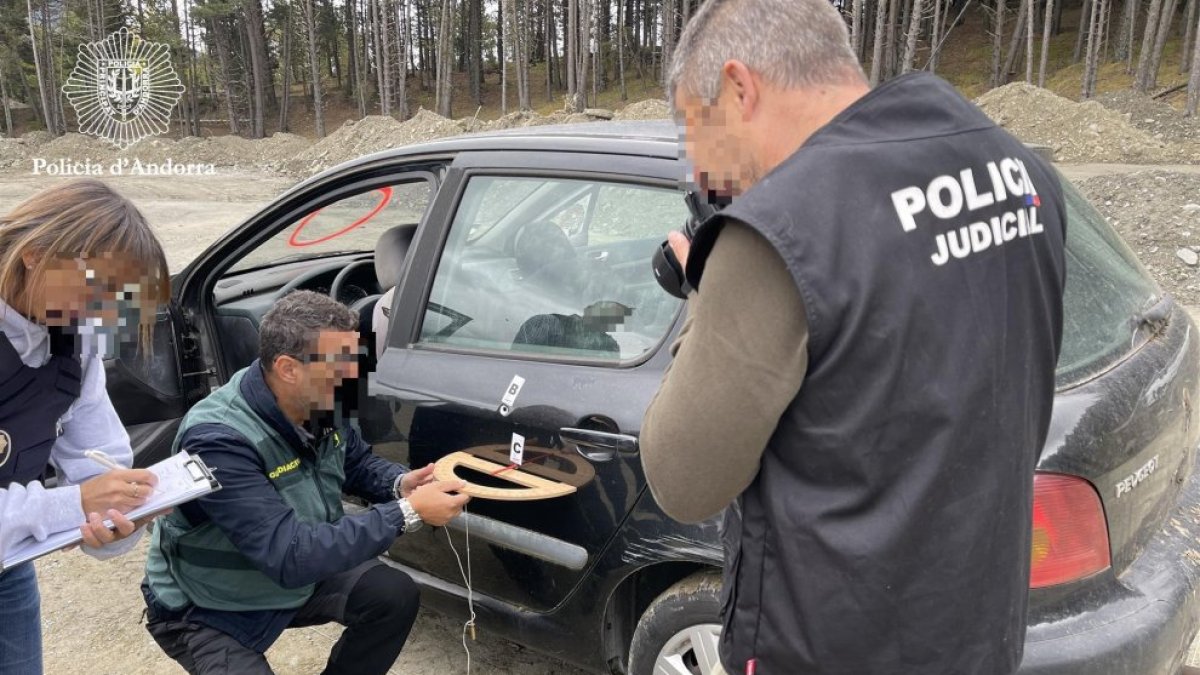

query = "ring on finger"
[132,482,140,499]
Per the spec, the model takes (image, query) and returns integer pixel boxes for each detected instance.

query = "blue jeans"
[0,563,42,675]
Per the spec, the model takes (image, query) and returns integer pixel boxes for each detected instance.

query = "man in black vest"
[640,0,1067,674]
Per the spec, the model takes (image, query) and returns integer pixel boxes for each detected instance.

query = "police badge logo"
[0,430,11,469]
[61,27,184,150]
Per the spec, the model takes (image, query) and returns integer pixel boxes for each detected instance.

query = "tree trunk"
[928,0,942,72]
[351,0,367,116]
[1003,0,1029,78]
[469,0,482,104]
[435,0,454,117]
[244,0,269,138]
[1187,0,1200,114]
[522,0,533,109]
[852,0,866,58]
[566,0,576,104]
[1134,0,1166,89]
[546,0,555,101]
[1074,0,1092,62]
[280,4,293,132]
[901,0,925,72]
[27,0,55,134]
[992,0,1006,87]
[502,0,510,113]
[870,0,889,84]
[1025,0,1034,81]
[210,15,241,134]
[185,1,202,135]
[397,0,410,119]
[1039,0,1055,85]
[304,0,326,136]
[1144,0,1181,89]
[885,0,901,78]
[661,0,676,84]
[1114,0,1137,62]
[0,59,11,138]
[1082,0,1108,97]
[1184,0,1198,71]
[618,0,627,100]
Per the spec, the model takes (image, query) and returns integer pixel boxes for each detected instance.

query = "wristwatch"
[397,497,423,533]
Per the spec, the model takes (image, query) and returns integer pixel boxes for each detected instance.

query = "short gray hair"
[668,0,865,106]
[259,290,359,370]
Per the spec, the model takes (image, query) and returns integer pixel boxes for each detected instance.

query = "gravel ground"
[1073,170,1200,307]
[2,156,1200,673]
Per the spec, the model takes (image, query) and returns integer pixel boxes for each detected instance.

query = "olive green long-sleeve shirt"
[641,221,810,524]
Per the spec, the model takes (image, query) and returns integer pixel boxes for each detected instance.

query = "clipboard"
[1,450,221,572]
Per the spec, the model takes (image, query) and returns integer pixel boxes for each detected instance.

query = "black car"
[107,121,1200,675]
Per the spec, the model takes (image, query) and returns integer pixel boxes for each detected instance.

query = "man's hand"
[668,230,692,275]
[80,469,158,515]
[398,464,436,498]
[78,508,169,549]
[407,480,470,527]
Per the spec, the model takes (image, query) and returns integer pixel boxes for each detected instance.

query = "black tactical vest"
[686,73,1067,675]
[0,329,83,488]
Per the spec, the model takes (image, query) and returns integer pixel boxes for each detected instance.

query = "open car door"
[105,294,206,468]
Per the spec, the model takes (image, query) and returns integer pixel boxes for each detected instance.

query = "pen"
[84,449,124,471]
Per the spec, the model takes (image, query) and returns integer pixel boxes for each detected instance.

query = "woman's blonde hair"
[0,178,170,351]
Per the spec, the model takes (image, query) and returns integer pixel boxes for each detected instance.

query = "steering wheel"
[330,259,380,305]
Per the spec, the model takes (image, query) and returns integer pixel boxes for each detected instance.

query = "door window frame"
[387,164,694,369]
[181,158,450,383]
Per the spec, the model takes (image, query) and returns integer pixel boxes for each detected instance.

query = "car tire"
[627,570,725,675]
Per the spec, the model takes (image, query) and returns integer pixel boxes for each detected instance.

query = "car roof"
[333,120,683,171]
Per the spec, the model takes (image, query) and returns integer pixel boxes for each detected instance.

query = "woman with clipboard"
[0,178,170,675]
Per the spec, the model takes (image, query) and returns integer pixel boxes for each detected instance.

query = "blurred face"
[26,251,157,352]
[273,330,362,415]
[674,78,763,201]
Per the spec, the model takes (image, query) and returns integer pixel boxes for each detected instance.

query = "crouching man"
[141,290,468,675]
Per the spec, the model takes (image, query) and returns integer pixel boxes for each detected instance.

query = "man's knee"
[346,564,420,627]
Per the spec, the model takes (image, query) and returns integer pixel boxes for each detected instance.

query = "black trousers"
[146,561,420,675]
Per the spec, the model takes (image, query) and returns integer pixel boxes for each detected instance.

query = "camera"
[651,217,701,300]
[652,190,732,299]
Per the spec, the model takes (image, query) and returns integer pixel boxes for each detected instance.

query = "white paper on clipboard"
[1,451,221,571]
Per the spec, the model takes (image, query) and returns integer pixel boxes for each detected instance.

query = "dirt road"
[4,163,1199,673]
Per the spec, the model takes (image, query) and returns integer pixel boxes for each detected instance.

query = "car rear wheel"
[628,571,724,675]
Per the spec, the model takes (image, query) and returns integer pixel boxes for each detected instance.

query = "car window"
[419,175,690,363]
[1056,175,1160,387]
[229,180,434,273]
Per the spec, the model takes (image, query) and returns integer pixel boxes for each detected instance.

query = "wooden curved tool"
[433,451,579,501]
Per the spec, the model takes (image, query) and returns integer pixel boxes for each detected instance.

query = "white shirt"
[0,299,143,561]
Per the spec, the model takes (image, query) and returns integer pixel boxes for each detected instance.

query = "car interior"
[204,174,686,380]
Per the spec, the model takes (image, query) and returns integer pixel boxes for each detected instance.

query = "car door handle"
[560,427,639,462]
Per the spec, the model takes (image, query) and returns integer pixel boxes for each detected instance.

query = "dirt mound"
[974,83,1190,163]
[614,99,671,120]
[0,132,53,169]
[20,130,54,146]
[1078,170,1200,306]
[38,132,114,163]
[1095,90,1200,144]
[287,110,466,175]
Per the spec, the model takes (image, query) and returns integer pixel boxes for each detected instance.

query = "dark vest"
[0,329,82,488]
[687,73,1067,675]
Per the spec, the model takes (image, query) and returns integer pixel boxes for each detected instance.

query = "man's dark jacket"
[142,360,407,652]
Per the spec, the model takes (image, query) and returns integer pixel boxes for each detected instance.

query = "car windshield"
[228,181,434,274]
[1056,173,1161,388]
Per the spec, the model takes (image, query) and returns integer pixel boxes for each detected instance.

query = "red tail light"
[1030,473,1111,588]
